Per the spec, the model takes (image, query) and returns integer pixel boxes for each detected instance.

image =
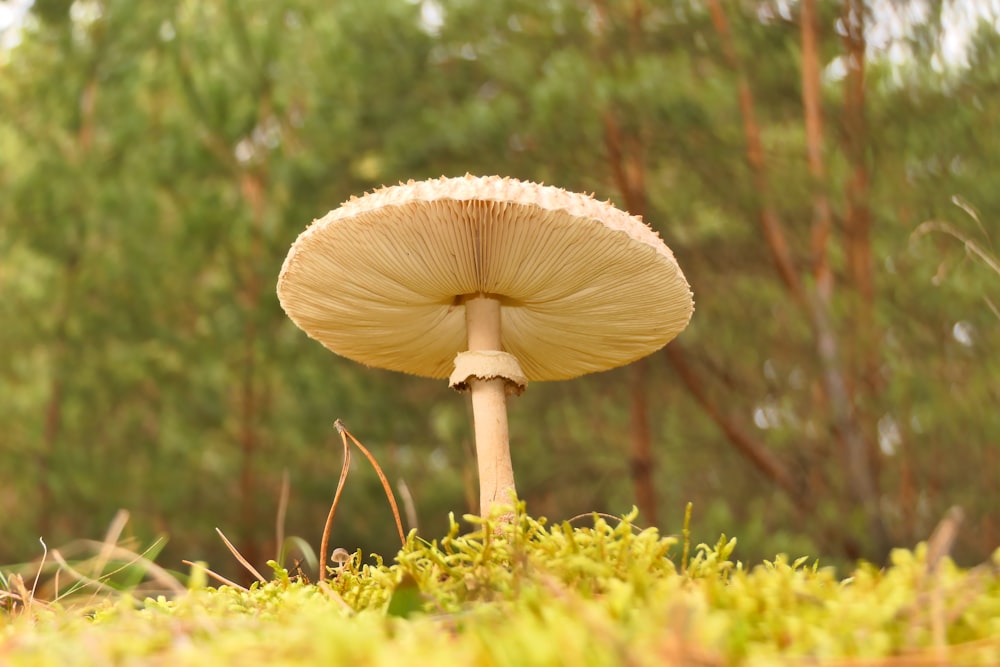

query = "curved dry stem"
[340,424,406,545]
[319,429,352,583]
[318,421,407,583]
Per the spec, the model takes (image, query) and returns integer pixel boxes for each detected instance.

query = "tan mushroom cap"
[277,175,693,381]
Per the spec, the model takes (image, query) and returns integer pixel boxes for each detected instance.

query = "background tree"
[1,0,998,577]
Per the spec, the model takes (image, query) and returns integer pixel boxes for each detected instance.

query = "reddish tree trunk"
[707,0,803,302]
[842,0,874,311]
[237,170,267,576]
[705,0,889,556]
[839,0,887,553]
[628,359,657,524]
[664,346,802,501]
[800,0,834,299]
[601,109,659,523]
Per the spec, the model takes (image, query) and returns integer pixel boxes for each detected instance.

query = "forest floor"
[1,505,999,666]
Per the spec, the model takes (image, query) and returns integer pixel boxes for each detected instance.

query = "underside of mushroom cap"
[277,175,694,381]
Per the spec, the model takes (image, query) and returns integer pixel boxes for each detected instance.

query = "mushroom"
[277,175,693,517]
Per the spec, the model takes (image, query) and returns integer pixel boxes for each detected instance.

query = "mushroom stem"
[465,295,517,516]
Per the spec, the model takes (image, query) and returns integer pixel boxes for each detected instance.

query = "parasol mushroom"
[277,175,693,517]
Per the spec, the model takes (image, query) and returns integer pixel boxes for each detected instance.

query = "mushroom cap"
[277,175,693,381]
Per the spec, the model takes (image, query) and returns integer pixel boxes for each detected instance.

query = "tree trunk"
[628,358,657,524]
[707,0,803,301]
[705,0,889,557]
[601,108,659,523]
[663,345,802,502]
[237,169,267,576]
[839,0,888,555]
[800,0,834,299]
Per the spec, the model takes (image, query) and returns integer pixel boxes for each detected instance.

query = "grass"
[2,503,999,666]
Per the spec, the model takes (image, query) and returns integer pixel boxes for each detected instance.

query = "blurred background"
[1,0,998,579]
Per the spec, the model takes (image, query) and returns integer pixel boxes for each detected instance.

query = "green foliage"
[2,509,999,665]
[1,0,1000,577]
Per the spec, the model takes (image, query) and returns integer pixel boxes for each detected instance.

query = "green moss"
[2,505,999,666]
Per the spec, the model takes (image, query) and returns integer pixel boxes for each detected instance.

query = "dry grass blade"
[49,542,187,600]
[951,195,990,248]
[984,296,1000,320]
[319,426,352,583]
[912,220,1000,278]
[925,506,963,574]
[29,537,48,614]
[215,528,266,584]
[46,550,117,598]
[896,506,971,654]
[925,506,963,657]
[911,219,1000,323]
[338,421,406,546]
[397,477,419,534]
[0,588,25,613]
[93,510,131,584]
[2,573,52,615]
[181,560,247,590]
[72,539,187,597]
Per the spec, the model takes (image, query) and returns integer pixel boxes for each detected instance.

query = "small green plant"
[4,426,999,665]
[4,501,999,666]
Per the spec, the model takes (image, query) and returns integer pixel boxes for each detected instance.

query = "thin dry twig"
[215,528,267,584]
[181,560,247,590]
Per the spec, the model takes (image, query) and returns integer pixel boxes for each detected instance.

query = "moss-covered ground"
[2,506,999,666]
